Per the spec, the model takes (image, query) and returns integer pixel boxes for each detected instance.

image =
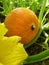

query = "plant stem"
[23,48,49,64]
[24,0,46,48]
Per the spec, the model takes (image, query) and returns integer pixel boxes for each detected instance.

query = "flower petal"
[0,23,28,65]
[1,43,28,65]
[0,23,8,36]
[0,36,21,57]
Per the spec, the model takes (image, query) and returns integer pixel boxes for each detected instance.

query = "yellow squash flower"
[0,23,28,65]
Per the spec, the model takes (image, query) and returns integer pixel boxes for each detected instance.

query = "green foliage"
[0,0,49,15]
[23,48,49,64]
[24,0,49,64]
[0,0,15,15]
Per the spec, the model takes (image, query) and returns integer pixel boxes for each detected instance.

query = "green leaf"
[46,0,49,6]
[30,2,38,12]
[42,22,49,30]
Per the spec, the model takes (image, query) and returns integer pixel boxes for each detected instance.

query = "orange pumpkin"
[4,8,39,44]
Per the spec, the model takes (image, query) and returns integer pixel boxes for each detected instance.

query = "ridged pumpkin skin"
[4,8,39,44]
